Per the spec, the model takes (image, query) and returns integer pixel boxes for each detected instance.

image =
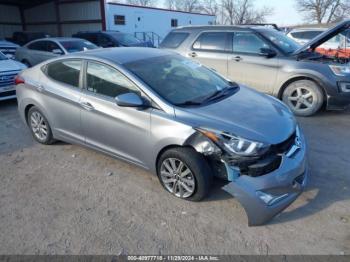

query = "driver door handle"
[188,52,197,58]
[80,101,94,111]
[232,56,242,62]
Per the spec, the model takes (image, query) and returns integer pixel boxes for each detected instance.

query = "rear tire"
[157,147,212,202]
[282,80,323,117]
[27,106,55,145]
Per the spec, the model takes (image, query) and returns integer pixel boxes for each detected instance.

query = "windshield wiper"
[201,85,238,103]
[174,100,203,106]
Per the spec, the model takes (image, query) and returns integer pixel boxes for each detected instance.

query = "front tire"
[282,80,324,116]
[157,147,212,202]
[27,106,55,145]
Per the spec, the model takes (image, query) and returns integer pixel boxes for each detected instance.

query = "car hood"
[0,59,26,72]
[0,40,19,48]
[293,20,350,55]
[174,86,296,145]
[123,41,154,47]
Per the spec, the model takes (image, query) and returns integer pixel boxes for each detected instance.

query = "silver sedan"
[15,37,97,67]
[16,48,308,226]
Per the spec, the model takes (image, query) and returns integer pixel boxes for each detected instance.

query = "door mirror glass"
[52,49,63,55]
[259,48,276,58]
[115,93,146,107]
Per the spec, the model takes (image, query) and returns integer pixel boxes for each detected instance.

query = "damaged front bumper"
[223,133,308,226]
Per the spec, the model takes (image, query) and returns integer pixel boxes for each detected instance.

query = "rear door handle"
[188,52,197,58]
[232,56,242,62]
[80,102,94,111]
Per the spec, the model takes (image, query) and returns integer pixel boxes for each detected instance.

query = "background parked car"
[0,39,19,59]
[72,31,154,48]
[0,51,26,101]
[15,37,98,67]
[287,27,350,57]
[287,28,325,45]
[7,31,50,46]
[160,21,350,116]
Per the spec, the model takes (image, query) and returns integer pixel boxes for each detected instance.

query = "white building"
[105,1,215,42]
[0,0,215,44]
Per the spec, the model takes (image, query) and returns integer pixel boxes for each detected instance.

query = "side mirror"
[52,49,63,55]
[259,48,276,58]
[115,93,147,108]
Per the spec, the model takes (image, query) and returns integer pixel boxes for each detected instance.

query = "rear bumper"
[223,131,308,226]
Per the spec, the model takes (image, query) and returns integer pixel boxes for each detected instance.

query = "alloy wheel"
[287,87,315,111]
[30,111,48,141]
[160,158,196,198]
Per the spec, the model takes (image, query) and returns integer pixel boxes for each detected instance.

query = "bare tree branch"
[125,0,157,7]
[296,0,350,24]
[221,0,273,25]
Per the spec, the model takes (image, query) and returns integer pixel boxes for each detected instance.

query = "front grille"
[295,173,305,185]
[0,90,15,98]
[240,155,282,177]
[232,131,297,177]
[0,73,17,87]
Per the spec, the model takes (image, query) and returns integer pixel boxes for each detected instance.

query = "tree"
[202,0,219,16]
[296,0,350,23]
[164,0,176,10]
[126,0,157,6]
[221,0,273,25]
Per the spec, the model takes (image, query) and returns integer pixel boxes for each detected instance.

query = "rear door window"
[46,60,82,88]
[192,32,227,52]
[27,41,48,52]
[160,32,189,49]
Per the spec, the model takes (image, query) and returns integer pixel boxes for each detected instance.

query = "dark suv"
[73,31,154,48]
[160,21,350,116]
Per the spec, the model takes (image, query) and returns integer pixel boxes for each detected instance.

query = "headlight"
[196,128,270,157]
[329,65,350,76]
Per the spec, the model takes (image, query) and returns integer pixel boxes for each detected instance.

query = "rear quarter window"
[160,32,189,49]
[45,60,82,88]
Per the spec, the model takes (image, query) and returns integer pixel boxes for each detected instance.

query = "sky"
[255,0,304,26]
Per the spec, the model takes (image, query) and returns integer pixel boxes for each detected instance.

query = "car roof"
[65,47,174,65]
[172,25,275,32]
[290,28,327,32]
[75,31,124,35]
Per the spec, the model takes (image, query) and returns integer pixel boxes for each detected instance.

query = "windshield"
[0,52,8,60]
[111,33,141,46]
[124,55,234,105]
[59,40,98,53]
[261,30,300,54]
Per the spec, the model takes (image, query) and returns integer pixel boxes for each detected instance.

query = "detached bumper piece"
[223,131,308,226]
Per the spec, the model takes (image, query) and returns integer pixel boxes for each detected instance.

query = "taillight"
[14,75,25,85]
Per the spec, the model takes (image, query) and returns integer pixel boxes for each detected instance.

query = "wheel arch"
[24,104,35,125]
[278,76,327,102]
[155,144,194,172]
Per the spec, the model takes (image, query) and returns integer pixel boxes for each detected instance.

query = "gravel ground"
[0,99,349,255]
